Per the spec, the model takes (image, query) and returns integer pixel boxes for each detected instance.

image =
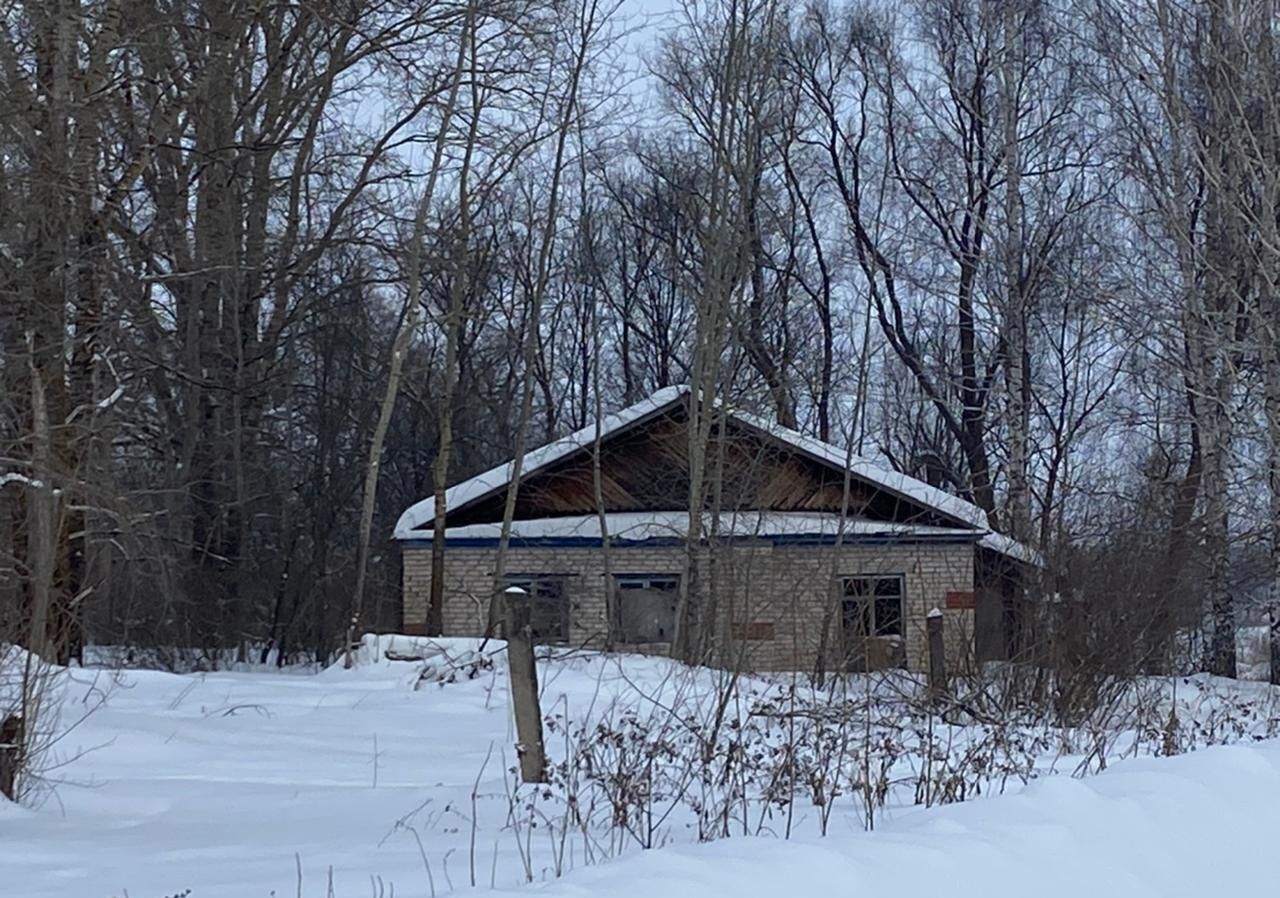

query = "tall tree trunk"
[1001,0,1031,543]
[1202,383,1236,678]
[348,0,475,659]
[490,0,599,632]
[26,353,56,660]
[1266,335,1280,684]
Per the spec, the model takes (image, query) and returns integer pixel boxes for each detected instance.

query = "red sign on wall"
[944,591,976,610]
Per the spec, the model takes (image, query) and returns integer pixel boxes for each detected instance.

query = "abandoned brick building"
[395,387,1035,672]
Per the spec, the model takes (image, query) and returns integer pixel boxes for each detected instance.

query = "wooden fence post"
[927,608,947,705]
[504,586,547,783]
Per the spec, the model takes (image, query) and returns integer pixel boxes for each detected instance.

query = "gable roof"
[394,386,1038,564]
[394,386,689,539]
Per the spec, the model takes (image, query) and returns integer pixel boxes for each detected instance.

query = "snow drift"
[1,640,1278,897]
[512,740,1280,898]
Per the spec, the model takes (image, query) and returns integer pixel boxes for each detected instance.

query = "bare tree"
[349,0,480,660]
[490,0,619,630]
[654,0,782,661]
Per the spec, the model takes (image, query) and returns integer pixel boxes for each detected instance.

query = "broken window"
[504,576,569,643]
[615,575,679,644]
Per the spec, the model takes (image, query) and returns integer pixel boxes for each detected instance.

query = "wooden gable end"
[446,402,951,528]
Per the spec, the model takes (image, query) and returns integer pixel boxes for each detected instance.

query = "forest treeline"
[2,0,1279,675]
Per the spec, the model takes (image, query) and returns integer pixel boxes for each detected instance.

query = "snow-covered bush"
[483,653,1280,879]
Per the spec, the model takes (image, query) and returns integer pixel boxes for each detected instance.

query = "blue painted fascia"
[397,532,982,550]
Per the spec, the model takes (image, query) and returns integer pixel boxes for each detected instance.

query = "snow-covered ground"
[496,740,1280,898]
[3,636,1280,897]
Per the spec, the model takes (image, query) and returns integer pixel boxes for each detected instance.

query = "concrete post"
[927,607,947,705]
[504,586,547,783]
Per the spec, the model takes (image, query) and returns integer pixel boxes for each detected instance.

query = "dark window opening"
[504,576,569,643]
[615,575,679,644]
[840,575,906,670]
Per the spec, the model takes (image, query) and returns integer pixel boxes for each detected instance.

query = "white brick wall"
[402,541,975,673]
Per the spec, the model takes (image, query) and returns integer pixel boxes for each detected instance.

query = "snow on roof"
[977,531,1043,567]
[394,385,690,539]
[394,386,1041,565]
[722,404,990,530]
[416,511,986,544]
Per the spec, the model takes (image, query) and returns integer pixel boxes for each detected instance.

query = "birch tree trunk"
[1100,0,1249,676]
[1196,0,1250,679]
[346,0,477,664]
[667,2,751,664]
[490,0,606,632]
[583,178,619,646]
[1200,370,1236,677]
[425,0,485,641]
[1223,0,1280,683]
[1260,29,1280,684]
[1001,0,1031,544]
[1265,331,1280,683]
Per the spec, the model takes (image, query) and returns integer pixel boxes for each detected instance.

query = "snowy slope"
[1,639,1277,897]
[501,742,1280,898]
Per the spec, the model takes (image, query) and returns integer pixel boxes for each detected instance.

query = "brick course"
[403,540,976,673]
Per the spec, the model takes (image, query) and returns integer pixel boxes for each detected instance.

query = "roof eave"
[399,531,986,550]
